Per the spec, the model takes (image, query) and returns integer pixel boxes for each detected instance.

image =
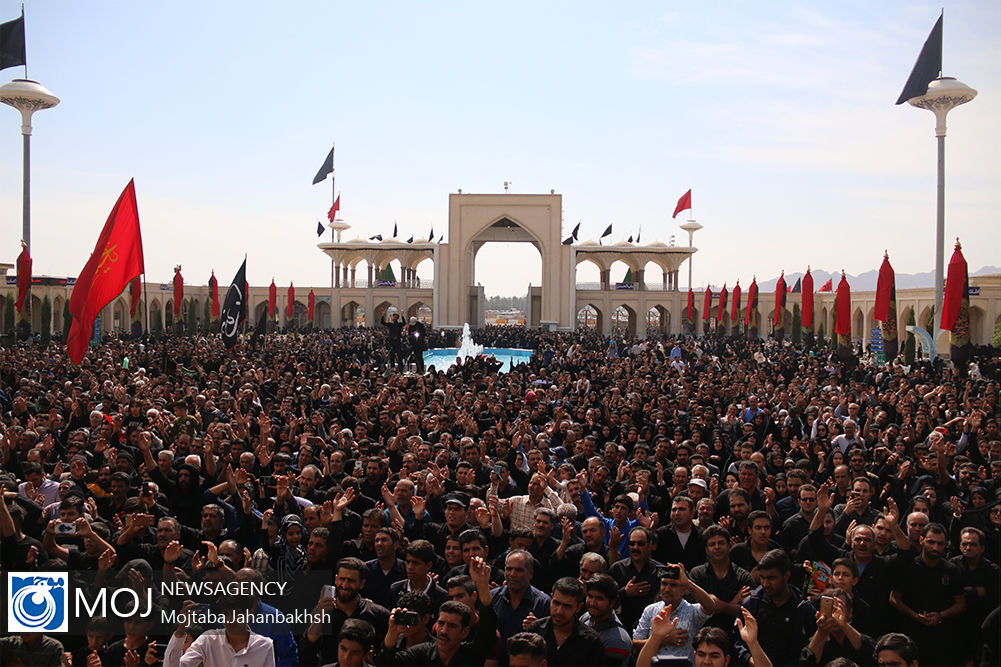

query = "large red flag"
[672,189,692,219]
[802,269,814,328]
[129,277,141,318]
[308,289,315,321]
[14,242,31,314]
[327,195,341,223]
[287,283,295,319]
[67,180,145,365]
[773,272,786,326]
[703,286,712,320]
[835,273,851,336]
[686,288,694,320]
[717,284,728,322]
[172,267,183,315]
[819,278,833,292]
[744,279,758,326]
[874,254,895,322]
[268,280,277,317]
[731,281,741,322]
[209,271,219,319]
[941,241,967,331]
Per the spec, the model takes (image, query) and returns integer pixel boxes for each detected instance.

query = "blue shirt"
[579,487,649,558]
[491,584,551,645]
[248,600,298,667]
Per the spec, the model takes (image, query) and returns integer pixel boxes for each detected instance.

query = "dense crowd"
[0,325,999,667]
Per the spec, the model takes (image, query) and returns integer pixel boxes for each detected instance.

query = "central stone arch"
[437,194,573,330]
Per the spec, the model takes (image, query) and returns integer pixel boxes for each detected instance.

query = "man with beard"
[138,433,206,527]
[609,526,664,630]
[524,577,604,666]
[889,523,965,666]
[301,557,390,666]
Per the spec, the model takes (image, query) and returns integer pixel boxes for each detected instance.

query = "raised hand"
[163,540,182,564]
[735,607,759,645]
[522,612,538,630]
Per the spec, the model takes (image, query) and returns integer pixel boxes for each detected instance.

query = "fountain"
[423,323,532,373]
[456,323,484,359]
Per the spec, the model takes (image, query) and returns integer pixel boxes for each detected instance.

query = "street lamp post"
[0,78,59,336]
[906,76,976,349]
[679,220,702,290]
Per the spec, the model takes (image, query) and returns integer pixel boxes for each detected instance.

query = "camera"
[664,565,681,580]
[396,610,420,626]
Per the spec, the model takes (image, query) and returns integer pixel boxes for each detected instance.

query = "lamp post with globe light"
[0,78,59,336]
[679,220,702,290]
[905,76,976,348]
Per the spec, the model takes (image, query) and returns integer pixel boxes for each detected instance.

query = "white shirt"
[18,478,60,506]
[172,629,275,667]
[633,598,710,663]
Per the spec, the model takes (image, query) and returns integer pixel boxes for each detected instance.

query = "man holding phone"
[632,563,719,664]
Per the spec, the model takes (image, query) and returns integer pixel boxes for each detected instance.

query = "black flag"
[636,227,641,243]
[393,222,398,238]
[600,225,612,238]
[562,236,574,245]
[792,277,802,293]
[312,148,334,184]
[369,234,383,241]
[428,227,434,242]
[896,14,943,104]
[0,14,25,72]
[407,235,413,243]
[220,259,247,349]
[437,235,443,243]
[571,222,580,239]
[316,221,324,237]
[251,312,267,345]
[627,235,633,243]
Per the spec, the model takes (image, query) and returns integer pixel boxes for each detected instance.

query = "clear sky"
[1,1,998,297]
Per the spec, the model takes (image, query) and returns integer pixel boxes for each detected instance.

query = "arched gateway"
[318,192,697,337]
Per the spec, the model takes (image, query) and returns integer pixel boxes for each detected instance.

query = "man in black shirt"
[380,313,405,372]
[890,522,966,666]
[951,526,1001,665]
[301,557,390,666]
[688,525,754,636]
[735,549,814,666]
[524,577,604,666]
[608,526,664,629]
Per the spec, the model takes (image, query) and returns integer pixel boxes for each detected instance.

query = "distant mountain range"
[748,266,999,293]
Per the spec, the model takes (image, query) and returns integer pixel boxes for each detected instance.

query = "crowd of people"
[0,323,998,667]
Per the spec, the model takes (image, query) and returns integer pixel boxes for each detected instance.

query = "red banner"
[835,274,851,336]
[68,180,145,365]
[14,243,31,314]
[172,267,183,315]
[287,283,295,319]
[268,280,277,317]
[941,242,967,331]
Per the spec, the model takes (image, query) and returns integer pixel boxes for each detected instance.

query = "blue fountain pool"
[424,348,534,373]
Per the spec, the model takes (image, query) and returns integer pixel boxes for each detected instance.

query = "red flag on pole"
[268,280,277,317]
[129,277,141,318]
[327,195,341,223]
[819,278,833,292]
[744,279,758,326]
[308,289,315,321]
[874,254,895,322]
[717,284,728,322]
[941,241,967,331]
[67,180,145,365]
[14,242,30,314]
[731,281,741,322]
[672,189,692,219]
[172,267,183,316]
[703,286,712,320]
[802,269,814,328]
[287,283,295,319]
[835,273,851,336]
[773,272,786,326]
[209,271,219,319]
[686,288,694,320]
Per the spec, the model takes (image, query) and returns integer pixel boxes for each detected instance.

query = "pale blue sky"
[1,1,998,296]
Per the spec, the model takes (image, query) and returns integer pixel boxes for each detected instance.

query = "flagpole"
[142,275,149,338]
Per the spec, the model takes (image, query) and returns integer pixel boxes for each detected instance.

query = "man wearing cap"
[413,493,470,553]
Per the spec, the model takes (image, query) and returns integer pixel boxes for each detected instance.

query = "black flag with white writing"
[220,259,247,349]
